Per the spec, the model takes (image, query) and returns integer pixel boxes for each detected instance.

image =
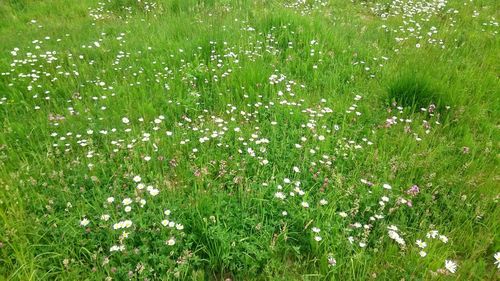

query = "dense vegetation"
[0,0,498,280]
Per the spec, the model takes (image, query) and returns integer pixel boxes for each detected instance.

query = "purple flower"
[406,185,420,196]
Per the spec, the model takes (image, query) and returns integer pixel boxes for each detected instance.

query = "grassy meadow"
[0,0,499,280]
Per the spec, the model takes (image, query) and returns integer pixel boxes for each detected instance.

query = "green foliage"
[387,71,442,109]
[0,0,498,280]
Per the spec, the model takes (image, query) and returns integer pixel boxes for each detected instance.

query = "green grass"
[0,0,499,280]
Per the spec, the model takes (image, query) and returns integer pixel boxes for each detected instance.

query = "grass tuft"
[387,71,444,110]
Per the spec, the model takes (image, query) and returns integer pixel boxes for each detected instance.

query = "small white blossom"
[166,238,176,246]
[416,240,427,249]
[328,256,337,267]
[110,245,125,252]
[494,252,500,269]
[445,260,458,273]
[80,218,90,227]
[275,192,286,200]
[149,188,159,196]
[439,235,448,243]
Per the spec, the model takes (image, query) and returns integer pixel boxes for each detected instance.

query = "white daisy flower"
[445,260,458,273]
[80,218,90,227]
[439,235,448,243]
[149,189,159,196]
[494,252,500,269]
[416,240,427,249]
[166,238,176,246]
